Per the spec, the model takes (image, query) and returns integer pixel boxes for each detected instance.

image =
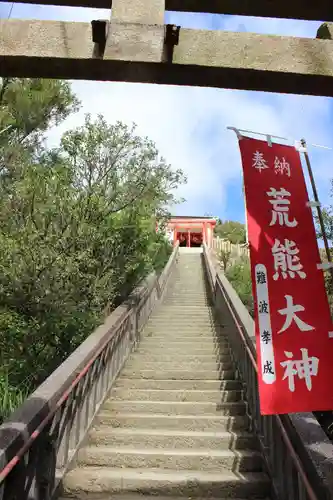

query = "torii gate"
[1,0,333,97]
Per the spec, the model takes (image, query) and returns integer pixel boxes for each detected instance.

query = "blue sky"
[1,3,333,222]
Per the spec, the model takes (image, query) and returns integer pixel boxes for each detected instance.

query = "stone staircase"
[62,249,271,499]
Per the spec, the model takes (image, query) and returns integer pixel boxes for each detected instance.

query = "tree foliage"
[0,79,186,420]
[225,256,254,317]
[214,219,246,244]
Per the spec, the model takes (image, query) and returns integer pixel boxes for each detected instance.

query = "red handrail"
[0,309,132,483]
[0,244,180,484]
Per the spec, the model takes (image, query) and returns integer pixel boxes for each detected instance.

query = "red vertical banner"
[238,136,333,415]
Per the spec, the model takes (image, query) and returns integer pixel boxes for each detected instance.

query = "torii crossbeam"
[1,0,333,96]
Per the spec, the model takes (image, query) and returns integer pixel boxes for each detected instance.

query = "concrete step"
[142,335,227,343]
[149,315,215,321]
[163,298,211,302]
[63,467,270,498]
[126,353,231,363]
[141,337,229,345]
[148,315,216,321]
[135,347,230,356]
[136,345,228,354]
[103,400,246,416]
[133,344,231,352]
[114,378,241,391]
[163,296,210,300]
[134,339,226,347]
[165,294,208,297]
[109,388,242,403]
[141,340,227,347]
[126,364,234,378]
[94,412,249,431]
[61,495,271,500]
[146,318,219,324]
[120,369,236,380]
[150,315,214,321]
[154,309,214,316]
[124,361,233,371]
[162,304,213,308]
[146,331,222,337]
[87,427,256,450]
[77,446,262,472]
[143,328,225,336]
[165,290,207,294]
[148,316,216,322]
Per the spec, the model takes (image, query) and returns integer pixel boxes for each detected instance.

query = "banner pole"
[300,138,333,284]
[242,182,249,246]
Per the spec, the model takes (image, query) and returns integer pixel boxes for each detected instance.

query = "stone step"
[163,299,210,303]
[61,495,271,500]
[132,343,227,352]
[142,334,223,341]
[141,338,227,346]
[109,388,242,403]
[163,299,211,303]
[120,369,236,380]
[144,326,224,334]
[114,378,241,391]
[147,316,218,322]
[94,412,249,432]
[163,295,208,298]
[141,337,229,345]
[63,467,270,498]
[87,427,256,450]
[152,303,215,317]
[162,304,213,308]
[165,293,207,297]
[103,400,246,416]
[148,317,216,322]
[145,323,224,330]
[124,361,233,371]
[136,345,227,354]
[77,446,262,472]
[143,333,225,341]
[157,303,214,308]
[167,290,207,293]
[136,343,230,352]
[155,309,214,315]
[126,353,231,363]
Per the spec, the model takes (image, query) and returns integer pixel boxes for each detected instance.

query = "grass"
[0,369,30,424]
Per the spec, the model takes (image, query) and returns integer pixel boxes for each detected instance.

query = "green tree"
[0,77,81,419]
[315,206,333,246]
[214,219,246,244]
[0,105,186,419]
[225,256,254,317]
[0,78,79,186]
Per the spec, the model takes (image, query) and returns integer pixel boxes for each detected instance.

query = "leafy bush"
[225,256,254,317]
[0,78,185,420]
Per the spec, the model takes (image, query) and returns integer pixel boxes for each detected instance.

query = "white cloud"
[12,4,328,216]
[47,81,333,216]
[221,15,321,38]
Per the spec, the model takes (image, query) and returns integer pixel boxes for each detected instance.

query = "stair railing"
[0,242,179,500]
[203,243,333,500]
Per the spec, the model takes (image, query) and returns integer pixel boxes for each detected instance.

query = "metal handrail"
[0,309,133,483]
[0,243,179,498]
[203,243,320,500]
[218,278,318,500]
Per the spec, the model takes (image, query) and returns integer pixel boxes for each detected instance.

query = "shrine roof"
[169,215,216,220]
